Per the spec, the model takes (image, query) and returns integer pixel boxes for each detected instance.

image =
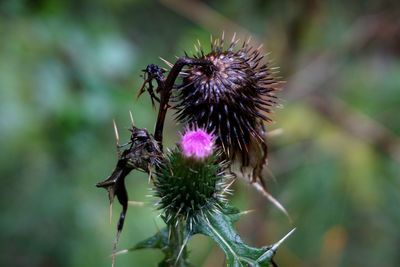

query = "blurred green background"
[1,0,400,266]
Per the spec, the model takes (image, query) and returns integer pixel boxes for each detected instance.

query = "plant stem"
[167,221,189,267]
[154,57,211,146]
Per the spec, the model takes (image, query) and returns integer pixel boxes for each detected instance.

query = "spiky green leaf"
[193,206,276,267]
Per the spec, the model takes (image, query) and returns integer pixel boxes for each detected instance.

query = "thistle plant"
[97,34,294,267]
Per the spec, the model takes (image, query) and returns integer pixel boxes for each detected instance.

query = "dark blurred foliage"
[1,0,400,266]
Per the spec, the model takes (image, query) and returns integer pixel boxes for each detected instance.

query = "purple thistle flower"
[180,128,214,160]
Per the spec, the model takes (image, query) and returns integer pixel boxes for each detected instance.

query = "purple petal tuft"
[181,129,214,159]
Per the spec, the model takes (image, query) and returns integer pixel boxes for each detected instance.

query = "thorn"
[252,183,292,223]
[264,52,272,58]
[257,228,296,263]
[113,120,120,145]
[159,57,173,68]
[129,110,135,126]
[229,32,239,51]
[128,201,145,207]
[197,39,204,56]
[231,32,236,44]
[238,209,255,216]
[221,179,236,195]
[109,203,113,224]
[175,235,190,265]
[266,128,284,138]
[111,249,129,257]
[246,36,252,45]
[136,80,147,100]
[148,164,153,184]
[271,228,296,252]
[113,120,121,158]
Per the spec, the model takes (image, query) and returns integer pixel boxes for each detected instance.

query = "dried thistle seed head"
[174,35,280,182]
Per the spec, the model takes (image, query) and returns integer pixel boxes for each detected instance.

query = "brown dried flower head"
[175,33,280,184]
[174,34,281,183]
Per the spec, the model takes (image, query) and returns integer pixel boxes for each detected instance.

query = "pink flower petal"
[181,128,214,159]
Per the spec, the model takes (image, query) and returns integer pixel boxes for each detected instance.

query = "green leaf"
[133,228,170,250]
[114,227,169,256]
[119,225,192,267]
[192,206,283,267]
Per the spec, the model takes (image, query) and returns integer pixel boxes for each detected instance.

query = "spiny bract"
[154,150,232,229]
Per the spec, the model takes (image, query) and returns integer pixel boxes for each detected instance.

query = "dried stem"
[154,57,211,146]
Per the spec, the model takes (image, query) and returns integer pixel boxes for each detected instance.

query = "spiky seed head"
[174,35,280,175]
